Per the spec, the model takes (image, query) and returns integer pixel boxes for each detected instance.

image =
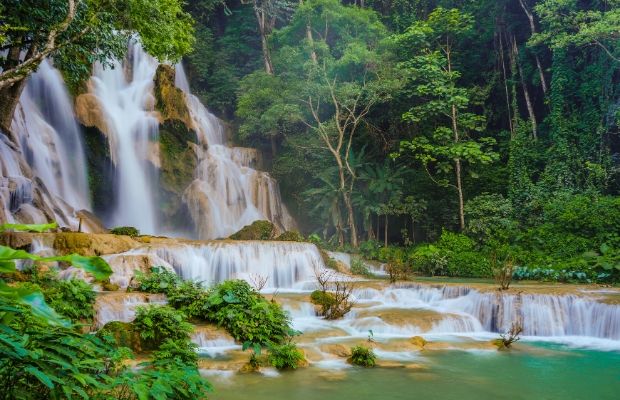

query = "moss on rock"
[154,65,191,126]
[229,220,275,240]
[275,230,304,242]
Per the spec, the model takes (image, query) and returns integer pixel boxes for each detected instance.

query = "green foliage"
[199,280,292,346]
[310,289,337,313]
[133,305,193,349]
[229,220,275,240]
[0,222,58,233]
[350,257,373,277]
[152,338,199,366]
[109,360,212,400]
[349,345,376,367]
[110,226,140,237]
[43,279,96,323]
[464,193,516,243]
[134,266,180,294]
[166,280,206,314]
[411,231,491,277]
[267,343,306,370]
[2,0,195,88]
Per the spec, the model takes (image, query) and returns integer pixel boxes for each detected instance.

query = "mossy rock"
[319,249,339,270]
[82,125,115,216]
[275,231,304,242]
[154,65,191,125]
[100,280,120,291]
[53,232,93,254]
[229,220,275,240]
[98,321,142,352]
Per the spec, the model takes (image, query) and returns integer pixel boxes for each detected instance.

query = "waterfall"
[124,241,326,291]
[175,63,295,239]
[88,44,160,234]
[11,60,91,211]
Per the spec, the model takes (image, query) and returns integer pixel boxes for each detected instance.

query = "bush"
[110,226,140,237]
[464,193,516,243]
[133,305,193,349]
[133,266,180,293]
[43,279,96,323]
[167,280,206,313]
[358,240,382,260]
[199,280,292,346]
[350,257,372,277]
[229,220,275,240]
[153,338,198,366]
[349,345,376,367]
[267,343,306,369]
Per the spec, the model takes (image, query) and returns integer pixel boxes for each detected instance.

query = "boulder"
[229,220,275,240]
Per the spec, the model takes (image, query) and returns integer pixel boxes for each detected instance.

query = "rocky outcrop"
[153,65,192,128]
[75,91,109,136]
[229,220,276,240]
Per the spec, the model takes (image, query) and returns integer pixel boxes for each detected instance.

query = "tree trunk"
[411,216,415,244]
[254,2,274,75]
[518,0,548,94]
[0,80,27,133]
[270,134,277,158]
[512,36,538,139]
[384,214,388,247]
[343,191,358,247]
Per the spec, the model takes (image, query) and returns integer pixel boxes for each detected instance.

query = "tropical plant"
[349,345,376,367]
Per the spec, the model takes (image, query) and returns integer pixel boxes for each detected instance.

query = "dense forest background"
[176,0,620,281]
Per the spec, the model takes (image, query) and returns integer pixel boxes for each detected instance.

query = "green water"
[210,345,620,400]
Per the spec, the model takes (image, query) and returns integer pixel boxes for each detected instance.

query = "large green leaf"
[0,222,58,233]
[0,281,70,326]
[0,245,112,281]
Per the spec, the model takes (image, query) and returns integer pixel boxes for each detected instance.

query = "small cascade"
[175,64,295,239]
[88,44,160,233]
[125,241,326,291]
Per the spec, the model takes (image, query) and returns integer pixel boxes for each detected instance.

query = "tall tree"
[394,8,498,230]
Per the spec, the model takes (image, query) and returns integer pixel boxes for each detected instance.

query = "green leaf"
[25,366,55,388]
[0,222,58,233]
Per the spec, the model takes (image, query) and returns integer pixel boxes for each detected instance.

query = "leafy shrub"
[267,343,306,369]
[98,321,142,351]
[349,345,376,367]
[350,257,372,277]
[358,240,382,260]
[464,193,516,243]
[410,244,448,276]
[229,220,275,240]
[110,360,212,400]
[310,289,337,312]
[110,226,140,237]
[167,280,206,313]
[153,338,198,365]
[133,305,193,349]
[133,266,180,293]
[200,280,292,346]
[43,279,97,323]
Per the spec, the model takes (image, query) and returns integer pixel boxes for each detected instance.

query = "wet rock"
[53,232,137,256]
[153,65,192,127]
[410,336,428,349]
[75,92,109,135]
[320,344,351,358]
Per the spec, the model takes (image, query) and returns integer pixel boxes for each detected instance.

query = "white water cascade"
[175,65,295,239]
[11,60,91,211]
[88,44,160,233]
[122,241,326,291]
[1,59,91,227]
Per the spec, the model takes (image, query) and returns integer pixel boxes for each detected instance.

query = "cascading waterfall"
[1,59,90,227]
[127,241,326,291]
[175,65,295,239]
[11,60,90,211]
[88,44,160,234]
